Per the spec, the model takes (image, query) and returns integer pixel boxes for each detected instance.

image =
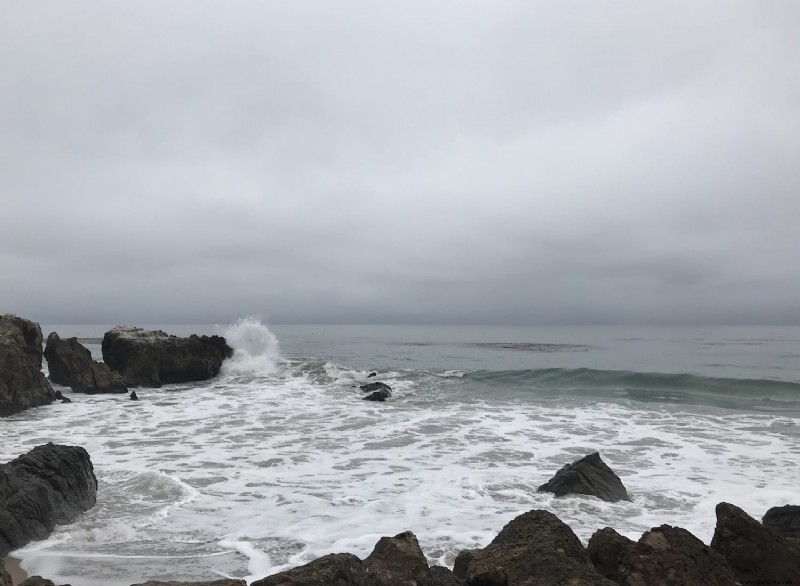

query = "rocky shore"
[2,498,798,586]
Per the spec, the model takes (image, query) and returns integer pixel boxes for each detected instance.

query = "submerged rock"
[710,502,800,584]
[0,314,54,417]
[364,531,431,585]
[463,509,615,585]
[763,504,800,539]
[538,452,631,502]
[44,332,128,394]
[588,525,737,585]
[101,326,233,387]
[361,381,392,401]
[251,553,368,586]
[0,443,97,556]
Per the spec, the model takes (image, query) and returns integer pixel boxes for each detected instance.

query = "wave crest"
[221,318,282,377]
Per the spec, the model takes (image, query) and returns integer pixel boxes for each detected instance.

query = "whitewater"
[1,321,799,585]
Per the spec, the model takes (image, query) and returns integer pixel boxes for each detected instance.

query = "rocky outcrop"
[710,502,800,584]
[588,525,737,585]
[0,315,54,417]
[250,553,368,586]
[0,443,98,556]
[538,452,630,502]
[44,332,127,394]
[763,504,800,539]
[101,326,233,387]
[462,509,615,586]
[364,531,431,585]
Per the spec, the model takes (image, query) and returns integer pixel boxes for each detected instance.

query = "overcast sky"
[1,1,799,325]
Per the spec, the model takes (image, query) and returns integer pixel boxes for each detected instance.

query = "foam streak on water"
[1,323,799,585]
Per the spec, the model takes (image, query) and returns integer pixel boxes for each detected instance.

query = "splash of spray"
[220,318,282,377]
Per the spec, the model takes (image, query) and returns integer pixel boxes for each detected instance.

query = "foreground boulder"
[0,315,54,417]
[364,531,431,585]
[102,326,233,387]
[0,443,97,556]
[588,525,737,585]
[44,332,128,394]
[538,452,630,502]
[251,553,368,586]
[419,567,463,586]
[763,504,800,539]
[710,502,800,584]
[462,509,615,585]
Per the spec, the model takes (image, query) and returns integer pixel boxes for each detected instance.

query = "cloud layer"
[2,1,799,324]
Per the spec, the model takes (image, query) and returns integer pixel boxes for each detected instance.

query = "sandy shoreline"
[2,557,28,586]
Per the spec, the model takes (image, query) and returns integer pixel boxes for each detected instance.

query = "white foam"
[221,318,283,377]
[2,351,798,585]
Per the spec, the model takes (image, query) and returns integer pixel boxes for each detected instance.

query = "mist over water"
[2,323,799,586]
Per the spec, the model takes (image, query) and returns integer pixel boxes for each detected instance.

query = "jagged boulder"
[538,452,630,502]
[710,502,800,584]
[587,525,737,585]
[101,326,233,387]
[763,505,800,539]
[0,443,97,556]
[0,315,54,416]
[463,509,615,585]
[452,550,477,580]
[44,332,127,393]
[250,553,369,586]
[364,531,430,585]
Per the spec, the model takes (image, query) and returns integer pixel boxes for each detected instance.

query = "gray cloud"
[1,1,799,324]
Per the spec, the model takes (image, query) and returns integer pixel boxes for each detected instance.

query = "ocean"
[2,321,799,585]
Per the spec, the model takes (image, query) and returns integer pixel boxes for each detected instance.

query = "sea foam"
[220,318,283,377]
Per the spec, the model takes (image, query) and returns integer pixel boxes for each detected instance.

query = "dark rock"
[360,382,392,394]
[54,390,72,403]
[0,315,54,417]
[367,372,377,378]
[0,443,98,556]
[763,504,800,539]
[19,579,58,586]
[587,524,737,585]
[538,452,630,502]
[364,531,430,585]
[251,553,368,586]
[363,389,391,402]
[465,509,615,586]
[101,326,233,387]
[710,502,800,584]
[452,550,477,580]
[44,332,127,394]
[130,391,139,401]
[131,578,247,586]
[419,566,464,586]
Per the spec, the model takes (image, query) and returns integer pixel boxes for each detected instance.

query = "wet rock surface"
[538,452,630,502]
[0,443,97,556]
[588,524,737,585]
[44,332,128,394]
[0,315,54,417]
[101,326,233,387]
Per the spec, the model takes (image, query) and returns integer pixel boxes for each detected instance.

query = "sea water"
[1,321,799,585]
